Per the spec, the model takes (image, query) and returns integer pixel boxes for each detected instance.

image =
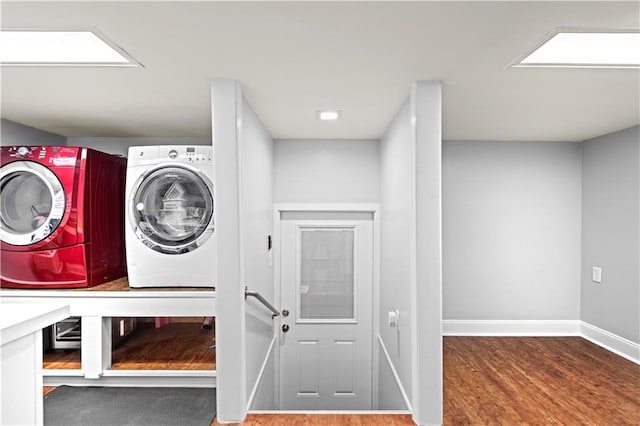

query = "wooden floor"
[43,320,216,370]
[443,337,640,425]
[212,337,640,425]
[43,336,640,425]
[211,414,415,425]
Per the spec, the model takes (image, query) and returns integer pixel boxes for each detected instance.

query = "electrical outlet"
[592,267,602,283]
[388,310,399,328]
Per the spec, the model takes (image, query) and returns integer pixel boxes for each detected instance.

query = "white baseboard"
[247,337,276,411]
[580,322,640,365]
[443,320,581,336]
[377,335,412,412]
[442,319,639,365]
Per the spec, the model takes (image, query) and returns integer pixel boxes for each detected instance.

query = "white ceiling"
[1,1,639,142]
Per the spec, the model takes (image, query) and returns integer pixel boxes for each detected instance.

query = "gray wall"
[239,96,276,409]
[378,99,414,409]
[1,119,66,146]
[443,140,582,320]
[274,139,379,203]
[67,137,210,156]
[581,126,639,344]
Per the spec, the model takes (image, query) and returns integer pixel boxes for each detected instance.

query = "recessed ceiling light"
[0,30,141,66]
[317,110,342,121]
[513,29,640,69]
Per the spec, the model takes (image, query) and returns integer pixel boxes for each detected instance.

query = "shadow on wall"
[1,119,67,147]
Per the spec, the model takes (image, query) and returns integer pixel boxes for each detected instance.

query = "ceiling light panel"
[317,110,342,121]
[514,30,640,68]
[0,30,139,66]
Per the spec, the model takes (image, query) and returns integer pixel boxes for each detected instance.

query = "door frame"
[273,203,380,410]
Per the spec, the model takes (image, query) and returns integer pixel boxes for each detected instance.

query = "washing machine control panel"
[5,146,39,158]
[128,145,212,166]
[1,146,80,164]
[181,146,211,163]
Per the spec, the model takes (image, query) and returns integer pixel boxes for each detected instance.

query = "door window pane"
[300,228,354,320]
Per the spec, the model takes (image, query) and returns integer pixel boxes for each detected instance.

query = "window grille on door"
[298,228,355,321]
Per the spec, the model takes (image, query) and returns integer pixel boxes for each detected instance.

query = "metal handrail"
[245,287,280,318]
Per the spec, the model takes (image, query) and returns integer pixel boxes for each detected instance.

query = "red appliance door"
[129,165,214,254]
[0,161,66,246]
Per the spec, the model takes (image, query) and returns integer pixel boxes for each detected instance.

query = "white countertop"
[0,288,216,298]
[0,302,70,345]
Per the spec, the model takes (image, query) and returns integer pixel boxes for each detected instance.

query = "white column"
[411,81,443,426]
[81,316,111,379]
[1,332,43,425]
[211,79,247,423]
[1,303,69,426]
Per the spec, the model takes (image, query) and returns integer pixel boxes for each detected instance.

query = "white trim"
[377,335,412,412]
[443,320,581,336]
[581,322,640,365]
[246,337,276,410]
[442,319,639,365]
[371,208,381,410]
[100,370,216,378]
[274,203,380,214]
[273,206,282,409]
[44,371,216,387]
[1,293,216,317]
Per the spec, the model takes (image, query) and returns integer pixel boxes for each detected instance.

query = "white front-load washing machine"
[125,145,216,288]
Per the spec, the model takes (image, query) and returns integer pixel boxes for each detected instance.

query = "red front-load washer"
[0,146,127,288]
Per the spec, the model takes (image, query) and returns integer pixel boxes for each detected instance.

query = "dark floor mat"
[44,386,216,426]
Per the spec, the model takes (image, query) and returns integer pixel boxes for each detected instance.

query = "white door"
[279,216,373,410]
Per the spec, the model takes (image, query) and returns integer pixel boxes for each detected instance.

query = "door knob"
[282,324,290,333]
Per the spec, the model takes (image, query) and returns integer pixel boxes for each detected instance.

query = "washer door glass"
[131,166,214,254]
[0,161,66,246]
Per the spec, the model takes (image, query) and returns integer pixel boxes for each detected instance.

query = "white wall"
[211,80,276,422]
[212,80,246,423]
[581,126,639,344]
[67,137,209,156]
[1,119,66,146]
[377,345,408,410]
[379,99,414,410]
[239,96,276,410]
[442,141,582,321]
[378,82,443,425]
[274,139,379,203]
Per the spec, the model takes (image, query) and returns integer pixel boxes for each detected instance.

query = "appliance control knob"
[168,149,178,159]
[17,147,29,157]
